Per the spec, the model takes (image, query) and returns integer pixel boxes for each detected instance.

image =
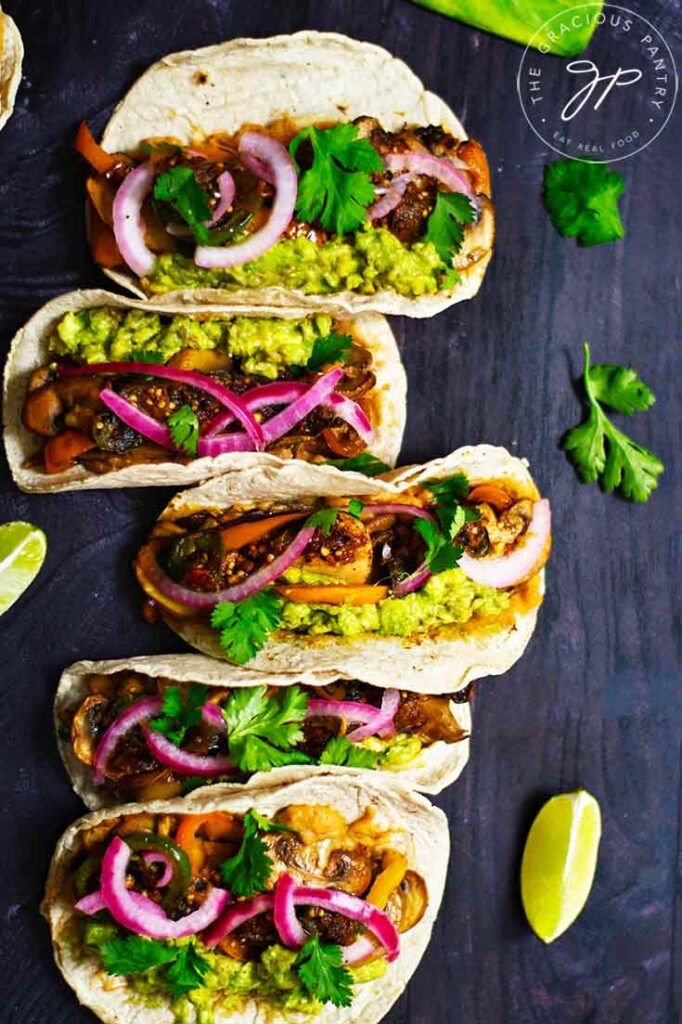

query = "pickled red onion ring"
[206,171,235,227]
[457,499,551,588]
[112,162,156,276]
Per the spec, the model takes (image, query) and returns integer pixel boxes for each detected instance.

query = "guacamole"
[52,308,333,379]
[145,225,449,298]
[82,920,384,1024]
[280,568,510,638]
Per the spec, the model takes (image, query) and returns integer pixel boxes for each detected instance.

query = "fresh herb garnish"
[168,404,200,457]
[562,344,663,501]
[211,589,283,664]
[130,349,166,364]
[305,507,341,536]
[181,776,207,795]
[347,499,364,519]
[296,932,353,1008]
[149,683,209,746]
[319,735,378,769]
[220,809,294,897]
[425,192,476,268]
[412,472,477,574]
[290,124,383,235]
[307,332,353,372]
[154,166,212,244]
[98,935,210,997]
[222,684,311,772]
[323,453,390,477]
[413,517,463,574]
[544,160,626,247]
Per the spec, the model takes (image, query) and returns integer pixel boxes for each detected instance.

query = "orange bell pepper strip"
[88,203,124,268]
[366,851,407,909]
[75,121,119,175]
[219,512,307,552]
[467,482,514,512]
[43,430,96,474]
[176,812,240,875]
[275,584,389,606]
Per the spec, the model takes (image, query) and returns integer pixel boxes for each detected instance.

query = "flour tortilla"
[149,445,546,693]
[42,772,449,1024]
[99,30,494,317]
[3,288,405,493]
[0,8,22,131]
[55,654,471,809]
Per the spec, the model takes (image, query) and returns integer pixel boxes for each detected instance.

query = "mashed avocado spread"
[82,921,385,1023]
[145,225,448,298]
[52,308,333,379]
[280,568,510,638]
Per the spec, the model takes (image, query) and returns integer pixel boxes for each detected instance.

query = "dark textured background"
[0,2,680,1022]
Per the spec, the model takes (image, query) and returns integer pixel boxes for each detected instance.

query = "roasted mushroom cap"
[385,870,428,933]
[261,832,374,896]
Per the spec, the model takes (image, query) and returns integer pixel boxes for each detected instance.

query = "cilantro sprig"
[98,935,210,998]
[149,683,209,746]
[290,124,383,235]
[319,735,378,769]
[544,159,626,247]
[296,932,353,1007]
[211,589,283,665]
[220,809,294,897]
[154,167,212,244]
[307,332,353,373]
[168,404,200,457]
[425,192,476,275]
[562,344,663,501]
[222,684,312,772]
[322,453,390,477]
[412,472,477,574]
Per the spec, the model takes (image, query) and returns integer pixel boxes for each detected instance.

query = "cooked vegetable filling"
[78,116,490,298]
[69,803,425,1019]
[62,673,469,802]
[21,309,379,475]
[135,473,548,663]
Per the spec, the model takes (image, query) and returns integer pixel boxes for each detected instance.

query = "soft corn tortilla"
[3,288,406,493]
[55,654,471,809]
[42,773,449,1024]
[0,8,22,131]
[150,445,546,693]
[99,30,494,317]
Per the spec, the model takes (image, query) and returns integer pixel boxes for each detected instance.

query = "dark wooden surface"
[0,2,680,1022]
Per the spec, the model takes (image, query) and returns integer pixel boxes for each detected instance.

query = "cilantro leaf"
[211,590,283,664]
[149,683,209,746]
[347,499,364,519]
[319,735,378,769]
[414,517,462,574]
[166,945,211,998]
[98,935,178,976]
[425,192,476,265]
[562,343,663,502]
[235,737,314,773]
[305,507,340,536]
[322,453,390,477]
[424,472,470,506]
[223,684,309,772]
[296,932,353,1007]
[130,349,166,364]
[154,167,212,244]
[181,776,208,795]
[290,124,383,235]
[307,332,353,373]
[544,160,626,247]
[588,363,655,415]
[168,404,200,457]
[220,809,292,897]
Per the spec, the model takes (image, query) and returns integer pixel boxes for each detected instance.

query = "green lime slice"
[521,789,601,943]
[0,521,47,615]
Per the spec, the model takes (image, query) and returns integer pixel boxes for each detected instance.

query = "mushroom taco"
[56,654,472,808]
[3,289,405,492]
[135,446,551,691]
[78,31,494,317]
[42,773,448,1024]
[0,6,22,132]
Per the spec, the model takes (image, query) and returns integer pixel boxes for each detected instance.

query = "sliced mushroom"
[70,695,109,766]
[261,832,374,896]
[384,870,428,933]
[496,499,533,547]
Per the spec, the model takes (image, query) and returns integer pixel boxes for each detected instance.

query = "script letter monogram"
[560,60,643,121]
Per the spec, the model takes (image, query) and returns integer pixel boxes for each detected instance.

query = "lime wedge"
[0,521,47,615]
[521,789,601,943]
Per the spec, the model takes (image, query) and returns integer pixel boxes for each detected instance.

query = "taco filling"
[135,473,551,664]
[66,802,426,1020]
[77,116,490,298]
[20,308,383,475]
[62,671,469,803]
